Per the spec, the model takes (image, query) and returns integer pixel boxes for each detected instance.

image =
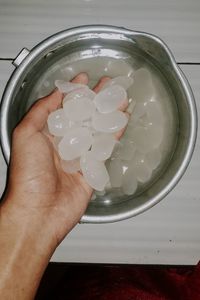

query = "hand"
[3,72,129,247]
[5,73,110,247]
[2,72,129,248]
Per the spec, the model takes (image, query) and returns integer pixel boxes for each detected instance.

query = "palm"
[9,128,92,243]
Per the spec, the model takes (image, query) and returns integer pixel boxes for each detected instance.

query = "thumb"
[19,89,63,135]
[19,72,89,135]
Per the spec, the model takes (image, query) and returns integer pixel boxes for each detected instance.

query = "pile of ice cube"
[47,69,164,196]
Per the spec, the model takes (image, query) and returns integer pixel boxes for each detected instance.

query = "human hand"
[2,72,129,249]
[4,73,98,248]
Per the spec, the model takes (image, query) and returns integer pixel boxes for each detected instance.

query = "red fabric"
[36,262,200,300]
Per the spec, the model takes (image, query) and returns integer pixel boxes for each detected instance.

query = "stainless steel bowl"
[0,25,197,223]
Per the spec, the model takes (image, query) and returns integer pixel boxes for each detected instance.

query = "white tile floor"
[0,0,200,265]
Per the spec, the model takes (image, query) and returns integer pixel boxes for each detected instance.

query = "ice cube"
[102,76,134,90]
[95,190,106,196]
[63,97,95,121]
[105,181,112,190]
[129,126,151,152]
[80,151,109,191]
[111,142,121,159]
[47,109,69,136]
[145,100,164,125]
[114,112,129,140]
[116,140,136,160]
[122,123,132,138]
[92,111,128,133]
[112,188,124,197]
[58,127,93,160]
[130,68,155,103]
[63,87,96,103]
[68,120,84,129]
[107,158,123,188]
[146,148,162,170]
[52,136,62,151]
[82,119,92,128]
[122,164,138,195]
[121,160,130,175]
[146,123,164,148]
[130,102,147,123]
[91,133,116,161]
[133,152,152,183]
[61,158,80,174]
[94,85,127,113]
[91,193,97,201]
[55,80,86,93]
[130,124,163,153]
[126,99,136,114]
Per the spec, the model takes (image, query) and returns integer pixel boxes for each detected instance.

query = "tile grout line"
[0,58,13,61]
[178,62,200,65]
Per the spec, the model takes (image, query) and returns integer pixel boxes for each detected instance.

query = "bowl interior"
[4,30,192,222]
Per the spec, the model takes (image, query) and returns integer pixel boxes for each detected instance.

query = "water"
[28,54,178,203]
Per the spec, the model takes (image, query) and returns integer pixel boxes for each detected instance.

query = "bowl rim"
[0,25,198,223]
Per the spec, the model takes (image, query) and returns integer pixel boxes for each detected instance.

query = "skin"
[0,73,129,299]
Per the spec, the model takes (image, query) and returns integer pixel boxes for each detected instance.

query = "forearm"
[0,197,55,300]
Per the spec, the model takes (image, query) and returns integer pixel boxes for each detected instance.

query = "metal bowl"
[0,25,197,223]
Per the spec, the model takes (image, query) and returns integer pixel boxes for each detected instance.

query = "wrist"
[0,196,55,299]
[0,194,56,257]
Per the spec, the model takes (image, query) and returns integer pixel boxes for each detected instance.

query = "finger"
[71,72,89,85]
[118,98,129,112]
[19,89,63,134]
[93,76,111,93]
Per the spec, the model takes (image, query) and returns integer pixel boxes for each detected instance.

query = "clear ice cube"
[126,99,136,114]
[146,148,162,170]
[92,111,128,133]
[107,158,123,188]
[61,158,80,174]
[130,102,147,123]
[146,100,164,125]
[63,87,96,103]
[146,123,164,148]
[52,136,62,151]
[80,151,109,191]
[116,140,136,160]
[102,76,134,90]
[95,190,106,196]
[55,80,86,93]
[130,124,163,153]
[47,109,69,136]
[91,133,116,161]
[58,127,93,160]
[94,85,127,113]
[122,164,138,195]
[91,193,97,201]
[111,142,123,159]
[130,68,155,103]
[63,97,95,121]
[133,152,152,183]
